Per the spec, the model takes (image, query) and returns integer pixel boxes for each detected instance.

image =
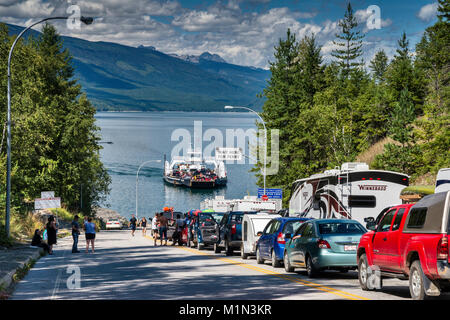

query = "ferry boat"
[163,151,227,189]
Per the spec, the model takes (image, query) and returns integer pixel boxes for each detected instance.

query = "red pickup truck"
[357,190,450,300]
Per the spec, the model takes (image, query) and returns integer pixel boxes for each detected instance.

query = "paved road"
[10,230,447,300]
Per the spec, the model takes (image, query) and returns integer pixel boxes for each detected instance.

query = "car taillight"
[231,224,236,234]
[277,232,285,244]
[317,239,331,249]
[437,236,448,260]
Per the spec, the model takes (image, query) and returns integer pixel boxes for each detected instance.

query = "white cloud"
[417,2,438,22]
[0,0,405,69]
[0,0,54,18]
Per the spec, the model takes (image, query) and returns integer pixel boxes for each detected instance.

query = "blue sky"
[0,0,440,68]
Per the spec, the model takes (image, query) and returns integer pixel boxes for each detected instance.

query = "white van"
[241,213,281,259]
[435,168,450,193]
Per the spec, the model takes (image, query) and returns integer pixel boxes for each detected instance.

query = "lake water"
[96,112,260,221]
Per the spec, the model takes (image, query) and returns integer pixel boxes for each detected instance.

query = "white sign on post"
[41,191,55,199]
[35,191,60,210]
[35,197,61,210]
[215,147,243,161]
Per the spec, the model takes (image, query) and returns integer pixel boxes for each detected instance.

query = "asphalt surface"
[10,229,449,300]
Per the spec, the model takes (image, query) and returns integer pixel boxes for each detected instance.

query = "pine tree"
[386,32,425,112]
[332,2,364,78]
[369,49,389,83]
[437,0,450,21]
[414,0,450,175]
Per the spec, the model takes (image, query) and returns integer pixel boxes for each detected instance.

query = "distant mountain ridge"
[169,52,227,64]
[5,22,270,112]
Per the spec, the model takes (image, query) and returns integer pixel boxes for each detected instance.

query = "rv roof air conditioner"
[341,162,369,172]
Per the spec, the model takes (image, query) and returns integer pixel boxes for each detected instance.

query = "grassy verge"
[401,185,435,196]
[12,258,37,283]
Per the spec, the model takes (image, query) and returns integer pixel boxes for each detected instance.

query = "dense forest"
[255,1,449,204]
[0,23,111,239]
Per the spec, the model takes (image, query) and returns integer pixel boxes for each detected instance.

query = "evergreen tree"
[372,88,418,174]
[386,32,425,111]
[414,0,450,175]
[332,2,364,78]
[0,23,110,217]
[369,49,389,83]
[438,0,450,21]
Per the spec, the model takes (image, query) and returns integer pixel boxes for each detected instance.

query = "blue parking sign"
[257,188,283,199]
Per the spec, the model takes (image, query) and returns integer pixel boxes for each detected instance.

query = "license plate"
[344,245,357,251]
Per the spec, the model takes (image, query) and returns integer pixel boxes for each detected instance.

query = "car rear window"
[283,221,305,235]
[231,214,243,224]
[199,215,215,225]
[407,207,427,229]
[318,222,366,235]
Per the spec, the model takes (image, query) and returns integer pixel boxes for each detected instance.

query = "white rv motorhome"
[435,168,450,193]
[288,162,409,225]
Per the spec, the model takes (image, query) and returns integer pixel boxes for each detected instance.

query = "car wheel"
[241,245,249,260]
[225,240,233,256]
[284,251,294,272]
[271,249,281,268]
[256,247,264,264]
[214,243,221,253]
[358,254,374,291]
[410,260,428,300]
[306,255,318,278]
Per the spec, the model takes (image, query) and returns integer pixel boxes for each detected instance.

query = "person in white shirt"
[151,214,159,245]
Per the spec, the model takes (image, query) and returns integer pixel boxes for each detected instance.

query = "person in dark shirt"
[129,214,137,237]
[71,215,81,253]
[31,229,50,254]
[46,216,57,255]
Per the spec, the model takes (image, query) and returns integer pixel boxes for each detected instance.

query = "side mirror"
[257,231,263,236]
[364,217,375,223]
[366,222,377,231]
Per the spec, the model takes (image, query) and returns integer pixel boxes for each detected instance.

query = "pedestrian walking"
[84,217,96,253]
[71,215,81,253]
[140,217,147,236]
[46,216,57,255]
[129,214,137,237]
[151,214,159,245]
[158,212,168,246]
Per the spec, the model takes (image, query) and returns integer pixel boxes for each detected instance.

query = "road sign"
[41,191,55,199]
[215,147,242,161]
[261,194,269,201]
[258,188,283,199]
[35,197,61,210]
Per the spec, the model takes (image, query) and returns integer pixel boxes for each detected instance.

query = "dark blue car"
[256,217,311,267]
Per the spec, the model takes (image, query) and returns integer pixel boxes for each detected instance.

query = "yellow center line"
[144,236,369,300]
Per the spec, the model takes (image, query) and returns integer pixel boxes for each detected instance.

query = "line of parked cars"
[175,189,450,300]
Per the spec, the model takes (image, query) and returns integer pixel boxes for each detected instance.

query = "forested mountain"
[6,23,270,112]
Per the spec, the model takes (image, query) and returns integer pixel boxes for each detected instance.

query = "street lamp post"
[5,16,93,237]
[136,160,161,222]
[224,105,267,196]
